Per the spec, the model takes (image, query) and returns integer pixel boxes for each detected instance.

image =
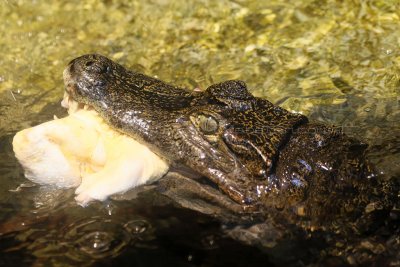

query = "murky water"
[0,0,399,266]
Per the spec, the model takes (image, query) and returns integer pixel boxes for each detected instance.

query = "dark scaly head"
[63,54,126,108]
[202,80,307,180]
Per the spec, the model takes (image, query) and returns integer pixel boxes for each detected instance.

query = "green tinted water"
[0,0,399,266]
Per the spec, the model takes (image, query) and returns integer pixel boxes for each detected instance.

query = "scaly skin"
[63,54,397,226]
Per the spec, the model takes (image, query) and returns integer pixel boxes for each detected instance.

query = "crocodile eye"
[198,115,218,134]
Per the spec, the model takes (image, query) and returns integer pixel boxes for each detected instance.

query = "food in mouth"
[13,92,169,206]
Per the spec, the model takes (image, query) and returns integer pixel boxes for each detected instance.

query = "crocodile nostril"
[83,58,110,74]
[85,61,95,67]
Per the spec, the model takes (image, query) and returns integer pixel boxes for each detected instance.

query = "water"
[0,0,399,266]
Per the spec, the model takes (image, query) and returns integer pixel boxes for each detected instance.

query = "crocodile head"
[63,54,310,208]
[63,54,394,225]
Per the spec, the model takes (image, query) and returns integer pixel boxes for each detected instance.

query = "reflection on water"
[0,0,399,266]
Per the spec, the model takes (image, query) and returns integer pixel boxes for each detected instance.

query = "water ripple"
[63,217,130,261]
[124,219,151,235]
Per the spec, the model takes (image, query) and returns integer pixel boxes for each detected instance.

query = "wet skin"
[64,54,397,226]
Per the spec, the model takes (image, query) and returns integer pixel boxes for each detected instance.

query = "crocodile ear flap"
[205,80,255,110]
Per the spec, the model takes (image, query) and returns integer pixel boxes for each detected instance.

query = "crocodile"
[63,54,398,229]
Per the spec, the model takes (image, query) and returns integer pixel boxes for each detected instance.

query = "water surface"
[0,0,399,266]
